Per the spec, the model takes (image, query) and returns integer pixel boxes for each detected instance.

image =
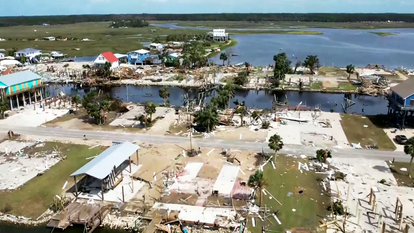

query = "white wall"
[94,54,107,64]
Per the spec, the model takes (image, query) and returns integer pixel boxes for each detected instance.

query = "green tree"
[193,103,220,132]
[145,102,157,120]
[0,98,10,119]
[273,52,292,86]
[153,36,162,43]
[223,83,236,109]
[268,134,284,161]
[71,94,81,111]
[182,41,207,67]
[219,53,228,66]
[346,64,355,81]
[248,170,268,207]
[159,86,170,106]
[103,61,112,78]
[404,137,414,177]
[251,110,261,121]
[7,48,17,57]
[137,114,148,128]
[316,149,332,163]
[303,55,320,74]
[236,106,248,126]
[20,55,27,64]
[82,90,112,124]
[233,71,249,86]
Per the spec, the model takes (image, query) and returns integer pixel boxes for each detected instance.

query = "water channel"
[52,84,389,115]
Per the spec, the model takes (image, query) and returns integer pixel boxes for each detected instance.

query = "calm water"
[52,84,389,115]
[152,24,414,69]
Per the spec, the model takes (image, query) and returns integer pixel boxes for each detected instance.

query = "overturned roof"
[391,78,414,99]
[71,142,140,180]
[0,70,41,87]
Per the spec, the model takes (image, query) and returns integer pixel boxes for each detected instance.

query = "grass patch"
[220,76,234,83]
[328,82,358,91]
[0,22,205,57]
[340,114,396,151]
[249,155,329,233]
[0,142,106,218]
[310,82,323,90]
[387,161,414,187]
[318,66,347,76]
[167,74,185,82]
[370,31,397,37]
[207,39,238,58]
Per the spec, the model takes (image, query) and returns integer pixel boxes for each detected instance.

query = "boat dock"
[47,201,110,233]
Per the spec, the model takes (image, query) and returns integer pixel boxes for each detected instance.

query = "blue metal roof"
[0,70,42,87]
[70,142,140,180]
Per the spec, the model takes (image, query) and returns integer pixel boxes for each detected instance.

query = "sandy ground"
[267,111,349,148]
[0,103,69,127]
[0,140,61,190]
[327,157,414,233]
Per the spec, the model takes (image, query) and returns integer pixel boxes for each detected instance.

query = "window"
[410,99,414,106]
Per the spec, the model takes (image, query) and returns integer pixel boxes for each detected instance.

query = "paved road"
[0,125,409,162]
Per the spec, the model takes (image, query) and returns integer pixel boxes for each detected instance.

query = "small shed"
[70,142,140,200]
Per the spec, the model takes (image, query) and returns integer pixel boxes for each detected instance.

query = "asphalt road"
[0,125,409,162]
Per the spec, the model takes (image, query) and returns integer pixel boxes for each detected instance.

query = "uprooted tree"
[316,149,332,163]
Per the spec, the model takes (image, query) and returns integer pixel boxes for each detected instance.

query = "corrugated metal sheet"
[0,70,41,87]
[71,142,140,180]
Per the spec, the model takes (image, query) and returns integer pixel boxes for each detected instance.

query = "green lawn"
[0,142,106,218]
[340,114,396,151]
[387,161,414,187]
[249,155,329,233]
[328,82,358,91]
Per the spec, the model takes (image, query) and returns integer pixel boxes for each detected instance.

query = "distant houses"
[149,43,164,50]
[94,51,119,69]
[43,37,55,41]
[15,48,42,59]
[127,49,150,65]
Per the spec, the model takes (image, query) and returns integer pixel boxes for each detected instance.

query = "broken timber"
[47,201,109,233]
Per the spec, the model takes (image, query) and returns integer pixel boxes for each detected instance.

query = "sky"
[1,0,412,16]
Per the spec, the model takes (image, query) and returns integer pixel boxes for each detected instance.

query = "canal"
[51,84,389,115]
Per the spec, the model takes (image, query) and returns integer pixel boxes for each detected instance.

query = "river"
[52,84,388,115]
[151,23,414,69]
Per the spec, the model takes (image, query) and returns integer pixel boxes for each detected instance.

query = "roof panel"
[0,70,41,87]
[101,51,119,63]
[71,142,140,179]
[391,78,414,99]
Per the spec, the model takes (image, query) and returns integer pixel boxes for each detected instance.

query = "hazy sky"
[1,0,412,16]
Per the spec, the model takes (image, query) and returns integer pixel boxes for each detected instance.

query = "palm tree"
[251,111,261,122]
[219,53,228,66]
[236,106,248,126]
[248,170,268,207]
[223,84,236,109]
[158,86,170,106]
[404,137,414,177]
[145,102,157,120]
[193,104,219,133]
[303,55,320,74]
[316,149,332,163]
[346,64,355,81]
[103,61,112,78]
[293,60,301,74]
[71,94,81,112]
[268,134,284,162]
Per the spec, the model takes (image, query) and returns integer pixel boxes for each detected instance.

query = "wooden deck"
[47,201,109,233]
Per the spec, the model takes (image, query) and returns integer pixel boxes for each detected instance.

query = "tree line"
[2,13,414,27]
[110,19,149,28]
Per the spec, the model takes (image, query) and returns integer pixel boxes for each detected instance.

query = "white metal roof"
[212,164,239,196]
[135,49,150,54]
[70,142,140,180]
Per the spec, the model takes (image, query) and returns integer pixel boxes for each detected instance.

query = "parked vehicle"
[395,135,408,144]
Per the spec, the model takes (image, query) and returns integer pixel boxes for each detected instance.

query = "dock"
[47,201,110,233]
